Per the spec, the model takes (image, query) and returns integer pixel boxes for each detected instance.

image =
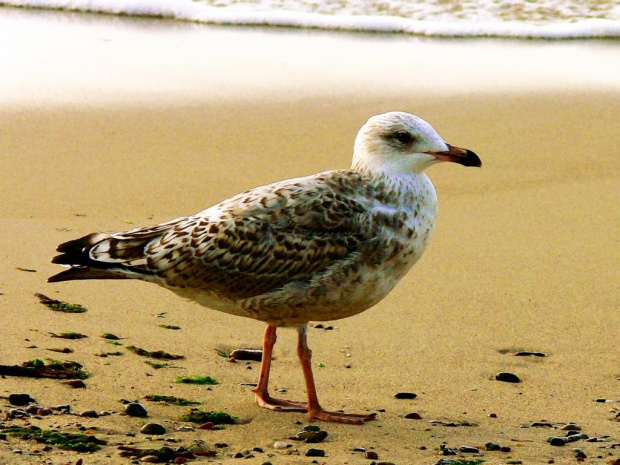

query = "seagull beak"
[428,144,482,167]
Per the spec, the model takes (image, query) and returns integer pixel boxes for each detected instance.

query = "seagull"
[49,111,481,424]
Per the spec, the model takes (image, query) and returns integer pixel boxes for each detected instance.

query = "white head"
[352,112,480,175]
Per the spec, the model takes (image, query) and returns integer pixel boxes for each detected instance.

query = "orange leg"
[297,325,376,424]
[253,325,307,411]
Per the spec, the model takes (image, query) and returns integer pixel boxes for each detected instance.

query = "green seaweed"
[175,375,218,385]
[2,425,106,452]
[127,345,184,360]
[36,293,87,313]
[49,331,87,340]
[101,333,121,340]
[159,324,181,330]
[144,361,170,369]
[107,340,122,346]
[96,351,123,357]
[144,394,200,406]
[179,409,236,424]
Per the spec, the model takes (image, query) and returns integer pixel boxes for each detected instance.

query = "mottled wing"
[144,171,377,300]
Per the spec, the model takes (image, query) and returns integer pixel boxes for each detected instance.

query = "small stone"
[140,456,160,463]
[37,408,52,416]
[12,449,22,454]
[364,450,379,459]
[273,441,288,449]
[233,452,244,458]
[561,422,581,431]
[198,422,214,430]
[495,372,520,383]
[176,426,195,432]
[9,409,28,418]
[229,349,263,362]
[305,448,325,457]
[595,398,609,402]
[488,413,498,418]
[531,421,553,427]
[141,423,166,435]
[573,448,587,459]
[500,446,512,452]
[296,430,328,443]
[506,461,523,464]
[547,436,568,446]
[404,412,422,419]
[25,405,42,414]
[253,447,264,453]
[394,392,417,399]
[8,394,34,406]
[56,404,71,413]
[514,351,545,357]
[124,402,148,417]
[459,445,479,453]
[301,425,321,432]
[81,410,98,418]
[214,443,228,448]
[485,442,501,451]
[67,380,86,388]
[566,433,588,442]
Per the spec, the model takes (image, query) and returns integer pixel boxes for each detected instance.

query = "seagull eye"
[393,131,413,144]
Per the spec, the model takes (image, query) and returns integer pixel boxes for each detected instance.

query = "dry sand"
[1,7,619,465]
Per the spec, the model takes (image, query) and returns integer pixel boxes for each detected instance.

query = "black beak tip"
[462,149,482,168]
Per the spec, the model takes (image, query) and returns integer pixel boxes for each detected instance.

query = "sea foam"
[2,0,620,39]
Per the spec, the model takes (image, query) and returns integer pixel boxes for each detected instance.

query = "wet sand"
[1,7,619,465]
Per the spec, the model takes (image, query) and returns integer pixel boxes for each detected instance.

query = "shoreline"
[1,8,619,465]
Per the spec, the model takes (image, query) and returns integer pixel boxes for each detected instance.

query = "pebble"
[495,372,521,383]
[364,450,379,459]
[459,445,479,453]
[394,392,417,399]
[514,351,546,357]
[573,448,587,459]
[273,441,288,450]
[561,422,581,431]
[67,380,86,389]
[305,448,325,457]
[9,409,28,419]
[140,456,160,463]
[141,423,167,435]
[56,404,71,413]
[176,426,195,432]
[198,422,214,430]
[8,394,34,406]
[25,405,42,414]
[38,408,53,416]
[229,349,263,361]
[485,442,501,451]
[531,421,553,428]
[296,430,328,443]
[547,436,568,446]
[81,410,99,418]
[301,425,321,432]
[124,402,148,417]
[404,412,422,419]
[566,433,589,442]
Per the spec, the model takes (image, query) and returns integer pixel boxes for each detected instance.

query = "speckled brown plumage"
[49,111,480,423]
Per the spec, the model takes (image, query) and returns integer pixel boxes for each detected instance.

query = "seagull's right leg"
[253,325,307,412]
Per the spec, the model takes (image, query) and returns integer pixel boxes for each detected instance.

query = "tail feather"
[49,231,157,283]
[48,267,130,283]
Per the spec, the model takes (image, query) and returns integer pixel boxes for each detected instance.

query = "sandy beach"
[1,7,619,465]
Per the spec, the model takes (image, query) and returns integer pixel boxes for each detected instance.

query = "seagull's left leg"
[253,325,307,412]
[297,324,377,424]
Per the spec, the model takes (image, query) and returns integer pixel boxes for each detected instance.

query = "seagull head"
[352,112,481,175]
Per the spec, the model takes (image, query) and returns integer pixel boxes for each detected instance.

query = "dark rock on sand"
[495,372,520,383]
